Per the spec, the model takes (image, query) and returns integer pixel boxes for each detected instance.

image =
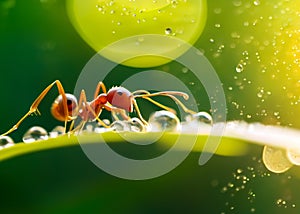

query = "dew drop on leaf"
[111,120,130,132]
[22,126,49,143]
[49,126,65,138]
[262,146,293,173]
[148,110,180,132]
[0,136,15,149]
[186,111,213,124]
[128,117,146,132]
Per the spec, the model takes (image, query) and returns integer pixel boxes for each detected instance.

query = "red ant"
[1,80,196,136]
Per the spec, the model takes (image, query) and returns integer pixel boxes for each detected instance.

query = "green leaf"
[0,131,249,162]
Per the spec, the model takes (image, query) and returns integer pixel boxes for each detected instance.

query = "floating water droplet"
[262,146,293,173]
[253,0,260,6]
[23,126,48,143]
[148,110,180,132]
[165,27,172,35]
[286,148,300,165]
[236,63,244,73]
[0,136,15,149]
[182,67,189,73]
[49,126,65,138]
[232,0,242,7]
[214,8,222,14]
[214,23,221,28]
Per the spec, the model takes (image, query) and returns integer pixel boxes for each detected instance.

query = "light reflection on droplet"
[286,148,300,165]
[236,63,244,73]
[0,136,15,149]
[128,117,146,132]
[165,27,172,35]
[23,126,49,143]
[49,126,65,138]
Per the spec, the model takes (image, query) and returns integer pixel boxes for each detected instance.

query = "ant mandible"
[1,80,196,136]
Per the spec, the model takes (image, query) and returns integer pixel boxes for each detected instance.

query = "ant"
[1,80,196,136]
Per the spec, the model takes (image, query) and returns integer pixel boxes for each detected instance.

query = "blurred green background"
[0,0,300,213]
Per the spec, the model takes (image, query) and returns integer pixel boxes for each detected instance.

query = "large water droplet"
[148,110,180,132]
[262,146,293,173]
[165,27,172,35]
[23,126,49,143]
[0,136,15,149]
[286,148,300,165]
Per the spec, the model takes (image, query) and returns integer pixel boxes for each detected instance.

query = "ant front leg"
[103,104,134,123]
[133,90,196,115]
[1,80,69,136]
[93,81,107,99]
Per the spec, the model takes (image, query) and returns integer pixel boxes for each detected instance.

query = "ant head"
[107,87,133,112]
[51,93,78,121]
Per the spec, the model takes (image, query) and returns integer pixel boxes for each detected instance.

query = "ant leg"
[103,104,132,122]
[71,120,86,135]
[134,91,196,115]
[1,80,69,136]
[131,99,148,125]
[93,81,107,99]
[78,90,110,128]
[133,90,176,113]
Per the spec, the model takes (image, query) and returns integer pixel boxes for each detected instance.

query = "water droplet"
[49,126,65,138]
[231,32,241,39]
[170,0,178,7]
[165,27,172,35]
[232,0,242,7]
[214,23,221,28]
[253,0,260,6]
[111,120,130,132]
[236,63,244,73]
[23,126,49,143]
[85,124,94,133]
[0,136,15,149]
[262,146,293,173]
[286,148,300,165]
[182,67,189,73]
[148,110,180,132]
[214,8,222,14]
[187,112,213,124]
[237,168,243,174]
[128,117,146,132]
